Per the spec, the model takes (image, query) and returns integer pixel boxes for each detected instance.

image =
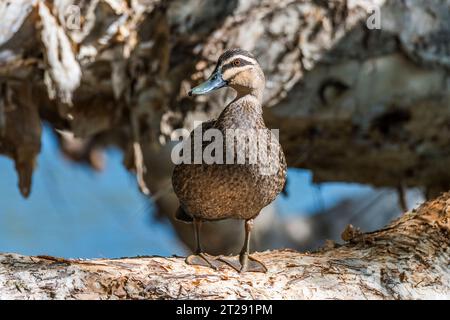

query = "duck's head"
[189,48,265,100]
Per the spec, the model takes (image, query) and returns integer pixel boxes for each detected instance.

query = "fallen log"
[1,192,448,299]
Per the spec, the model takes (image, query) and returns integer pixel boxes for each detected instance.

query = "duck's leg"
[240,219,267,272]
[219,219,267,273]
[185,219,222,269]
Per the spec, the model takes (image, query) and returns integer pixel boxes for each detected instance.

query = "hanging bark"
[0,192,449,299]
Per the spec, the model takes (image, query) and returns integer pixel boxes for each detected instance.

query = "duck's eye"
[233,60,241,67]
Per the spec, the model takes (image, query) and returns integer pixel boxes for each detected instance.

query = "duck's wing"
[172,119,217,221]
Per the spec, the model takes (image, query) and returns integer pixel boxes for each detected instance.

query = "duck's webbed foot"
[185,218,224,270]
[218,254,267,273]
[185,253,224,270]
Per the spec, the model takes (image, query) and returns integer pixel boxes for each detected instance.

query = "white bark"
[0,0,449,268]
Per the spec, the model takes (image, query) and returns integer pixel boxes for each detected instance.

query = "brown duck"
[172,49,287,272]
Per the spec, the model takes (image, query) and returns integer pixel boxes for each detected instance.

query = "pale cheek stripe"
[222,65,253,81]
[222,55,257,66]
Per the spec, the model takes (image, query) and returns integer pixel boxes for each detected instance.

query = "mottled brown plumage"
[173,99,286,221]
[172,49,287,272]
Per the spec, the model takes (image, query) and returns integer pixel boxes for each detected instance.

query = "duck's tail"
[175,206,193,223]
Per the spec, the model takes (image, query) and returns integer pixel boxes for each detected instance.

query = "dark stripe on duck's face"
[221,58,254,73]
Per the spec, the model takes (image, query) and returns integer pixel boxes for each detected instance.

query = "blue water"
[0,127,183,258]
[277,170,374,216]
[0,126,373,258]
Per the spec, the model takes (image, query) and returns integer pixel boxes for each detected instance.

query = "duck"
[172,48,287,272]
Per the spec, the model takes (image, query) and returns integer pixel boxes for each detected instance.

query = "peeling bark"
[1,193,449,300]
[0,0,449,265]
[0,81,41,197]
[0,0,449,196]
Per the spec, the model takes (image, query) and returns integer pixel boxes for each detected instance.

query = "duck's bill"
[189,71,227,96]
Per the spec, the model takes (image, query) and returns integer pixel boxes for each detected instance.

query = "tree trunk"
[1,193,448,300]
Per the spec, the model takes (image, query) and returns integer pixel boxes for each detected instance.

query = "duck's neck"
[218,91,264,129]
[230,91,263,117]
[233,86,264,104]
